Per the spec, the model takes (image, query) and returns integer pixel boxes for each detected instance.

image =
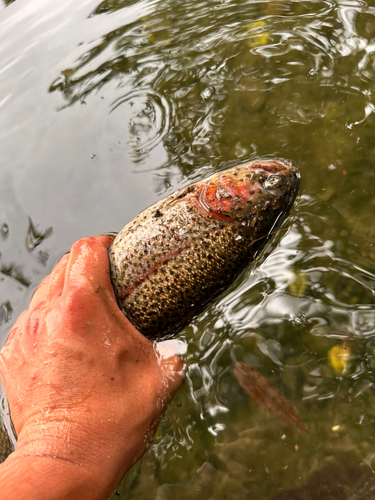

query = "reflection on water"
[26,217,52,253]
[0,303,12,328]
[1,0,375,498]
[0,215,53,329]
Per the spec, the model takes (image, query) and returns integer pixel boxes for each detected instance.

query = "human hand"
[0,236,183,499]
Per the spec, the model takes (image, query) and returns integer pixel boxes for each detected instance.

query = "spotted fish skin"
[0,419,13,464]
[109,160,300,339]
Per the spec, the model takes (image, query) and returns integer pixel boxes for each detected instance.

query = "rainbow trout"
[109,159,300,339]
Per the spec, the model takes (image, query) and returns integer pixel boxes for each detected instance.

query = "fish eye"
[263,175,287,196]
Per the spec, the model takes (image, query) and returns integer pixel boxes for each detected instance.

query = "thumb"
[159,352,184,401]
[154,344,184,413]
[139,349,183,455]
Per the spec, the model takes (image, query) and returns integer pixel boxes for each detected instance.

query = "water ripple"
[106,88,172,164]
[47,0,375,187]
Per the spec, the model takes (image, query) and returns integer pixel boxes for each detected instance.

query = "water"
[0,0,374,498]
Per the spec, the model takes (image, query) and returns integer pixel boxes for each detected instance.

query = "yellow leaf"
[328,345,351,375]
[246,20,270,48]
[287,270,307,297]
[246,20,266,31]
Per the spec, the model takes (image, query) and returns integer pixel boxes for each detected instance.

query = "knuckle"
[63,287,89,313]
[71,236,99,253]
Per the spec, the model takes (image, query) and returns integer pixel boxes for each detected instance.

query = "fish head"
[195,159,300,243]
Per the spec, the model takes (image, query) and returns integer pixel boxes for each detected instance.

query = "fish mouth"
[282,164,300,213]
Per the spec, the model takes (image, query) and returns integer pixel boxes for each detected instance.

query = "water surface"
[0,0,375,498]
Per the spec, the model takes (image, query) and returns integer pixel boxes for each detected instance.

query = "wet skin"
[0,236,183,500]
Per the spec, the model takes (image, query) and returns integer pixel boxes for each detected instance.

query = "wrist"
[4,411,150,500]
[0,414,125,500]
[13,400,157,480]
[0,451,111,500]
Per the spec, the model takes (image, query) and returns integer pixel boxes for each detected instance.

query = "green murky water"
[1,0,375,498]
